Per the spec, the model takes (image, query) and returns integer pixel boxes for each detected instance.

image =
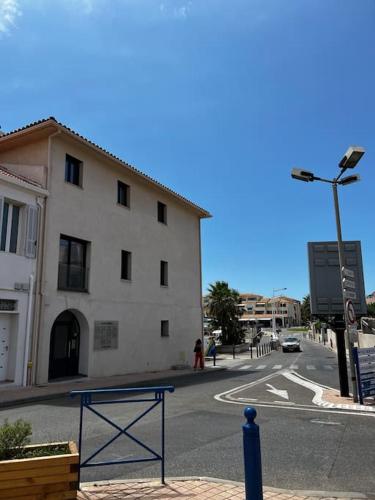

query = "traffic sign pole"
[332,184,358,402]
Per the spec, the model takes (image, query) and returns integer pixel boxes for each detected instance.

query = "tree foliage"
[301,294,311,325]
[207,281,245,345]
[367,303,375,317]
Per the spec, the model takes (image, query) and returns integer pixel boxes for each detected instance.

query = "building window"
[65,154,82,186]
[157,201,167,224]
[160,260,168,286]
[58,235,89,291]
[1,202,20,253]
[118,181,130,207]
[121,250,132,280]
[161,320,169,337]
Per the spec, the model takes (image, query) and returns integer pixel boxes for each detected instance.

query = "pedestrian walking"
[193,338,204,370]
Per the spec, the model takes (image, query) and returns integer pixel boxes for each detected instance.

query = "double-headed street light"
[272,287,287,336]
[291,146,365,401]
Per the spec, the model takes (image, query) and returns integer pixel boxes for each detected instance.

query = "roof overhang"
[0,117,211,219]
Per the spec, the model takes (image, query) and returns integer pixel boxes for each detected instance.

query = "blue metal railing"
[71,385,174,486]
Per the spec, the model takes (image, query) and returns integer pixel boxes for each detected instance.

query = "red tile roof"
[0,117,211,218]
[0,165,43,188]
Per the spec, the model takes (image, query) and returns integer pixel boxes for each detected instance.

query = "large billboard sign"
[308,241,367,317]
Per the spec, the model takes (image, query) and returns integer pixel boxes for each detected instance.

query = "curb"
[0,366,226,409]
[80,476,371,499]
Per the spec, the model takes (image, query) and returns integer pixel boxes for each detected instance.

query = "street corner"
[214,370,375,416]
[320,388,375,413]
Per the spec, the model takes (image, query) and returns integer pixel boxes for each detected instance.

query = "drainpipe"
[30,130,60,385]
[23,274,34,386]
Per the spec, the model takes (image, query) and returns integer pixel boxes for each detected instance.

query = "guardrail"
[71,385,174,486]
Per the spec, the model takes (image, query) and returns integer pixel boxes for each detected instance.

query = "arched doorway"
[49,311,80,379]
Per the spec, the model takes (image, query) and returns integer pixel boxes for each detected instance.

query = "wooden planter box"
[0,441,79,499]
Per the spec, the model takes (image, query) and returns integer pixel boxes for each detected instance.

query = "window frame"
[157,201,167,224]
[161,320,169,337]
[121,250,132,281]
[117,181,130,208]
[58,234,89,292]
[160,260,168,286]
[65,154,83,187]
[0,201,21,254]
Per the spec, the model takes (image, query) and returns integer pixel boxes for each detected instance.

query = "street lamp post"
[272,287,287,336]
[291,146,365,401]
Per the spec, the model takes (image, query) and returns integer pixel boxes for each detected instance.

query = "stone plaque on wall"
[94,321,119,350]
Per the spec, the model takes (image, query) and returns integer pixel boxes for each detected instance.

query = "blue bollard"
[243,407,263,500]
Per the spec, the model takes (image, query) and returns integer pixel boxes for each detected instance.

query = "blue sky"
[1,0,374,301]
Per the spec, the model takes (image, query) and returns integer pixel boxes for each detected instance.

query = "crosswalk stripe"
[289,365,298,369]
[240,365,252,370]
[272,365,282,369]
[256,365,266,370]
[324,365,333,370]
[306,365,316,370]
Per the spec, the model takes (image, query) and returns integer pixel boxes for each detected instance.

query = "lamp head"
[339,174,361,186]
[291,168,314,182]
[339,146,365,169]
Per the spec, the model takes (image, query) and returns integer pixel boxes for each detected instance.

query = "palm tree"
[301,294,311,325]
[207,281,244,345]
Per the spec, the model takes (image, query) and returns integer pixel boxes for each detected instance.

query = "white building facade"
[0,118,210,385]
[0,166,47,385]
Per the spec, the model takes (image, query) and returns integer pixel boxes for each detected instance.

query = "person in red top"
[193,338,204,370]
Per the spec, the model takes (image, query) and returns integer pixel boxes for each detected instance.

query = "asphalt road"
[1,336,374,495]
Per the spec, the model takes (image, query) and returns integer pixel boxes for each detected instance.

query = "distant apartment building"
[0,117,210,385]
[238,293,301,328]
[203,292,301,329]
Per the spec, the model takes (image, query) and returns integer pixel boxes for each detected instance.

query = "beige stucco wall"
[0,140,49,186]
[36,135,203,383]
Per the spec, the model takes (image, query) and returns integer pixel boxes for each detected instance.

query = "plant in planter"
[0,418,79,499]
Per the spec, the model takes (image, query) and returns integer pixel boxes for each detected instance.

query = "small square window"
[118,181,130,207]
[160,260,168,286]
[121,250,132,280]
[65,154,82,186]
[161,320,169,337]
[157,201,167,224]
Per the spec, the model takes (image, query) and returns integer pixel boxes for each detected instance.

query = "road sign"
[308,241,367,316]
[344,290,357,300]
[342,267,355,279]
[348,324,358,343]
[343,278,356,290]
[346,300,356,324]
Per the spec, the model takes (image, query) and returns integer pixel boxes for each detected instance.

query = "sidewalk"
[78,477,369,499]
[0,365,226,408]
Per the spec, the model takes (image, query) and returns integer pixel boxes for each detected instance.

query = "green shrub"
[0,419,32,460]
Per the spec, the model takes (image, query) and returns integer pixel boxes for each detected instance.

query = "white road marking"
[272,365,282,369]
[266,383,289,400]
[240,365,252,370]
[324,365,333,370]
[256,365,266,370]
[306,365,316,370]
[289,365,299,369]
[311,419,341,425]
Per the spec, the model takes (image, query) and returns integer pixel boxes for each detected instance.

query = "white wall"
[0,181,39,384]
[36,135,203,383]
